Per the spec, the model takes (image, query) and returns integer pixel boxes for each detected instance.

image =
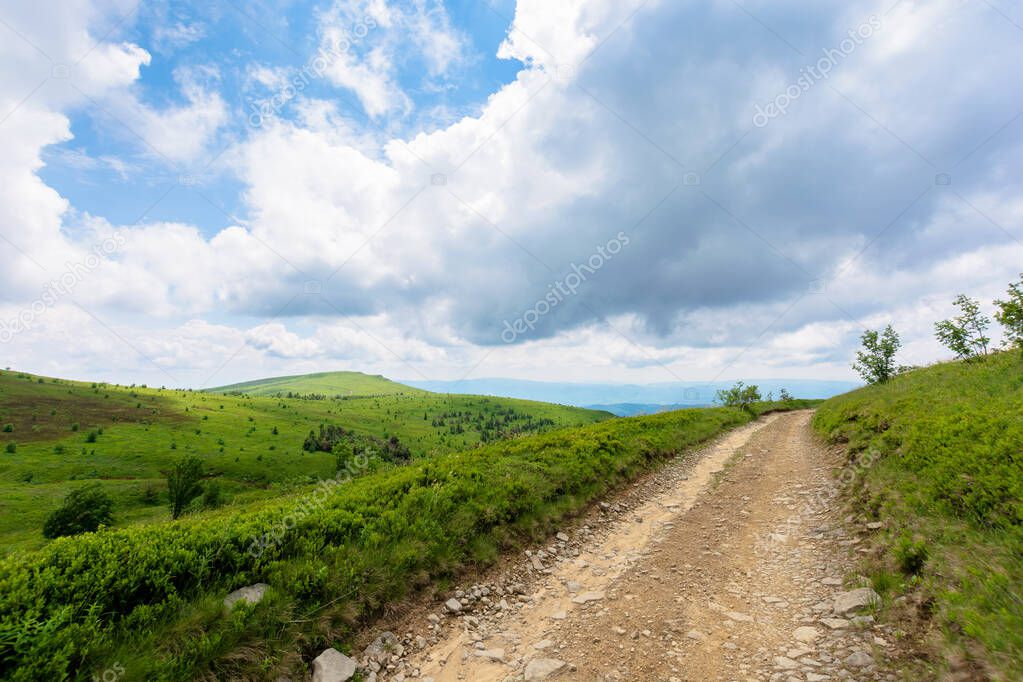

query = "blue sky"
[40,0,521,233]
[0,0,1021,388]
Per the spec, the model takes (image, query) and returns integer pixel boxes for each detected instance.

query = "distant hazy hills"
[211,372,859,417]
[402,378,859,415]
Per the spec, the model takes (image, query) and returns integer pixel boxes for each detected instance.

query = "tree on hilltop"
[935,294,990,360]
[852,325,901,385]
[994,274,1023,352]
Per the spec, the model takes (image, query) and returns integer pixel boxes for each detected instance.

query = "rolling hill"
[0,369,608,555]
[211,371,426,397]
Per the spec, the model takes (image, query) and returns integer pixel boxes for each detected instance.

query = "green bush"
[715,382,761,412]
[894,536,929,575]
[41,484,114,539]
[202,480,223,509]
[3,443,13,454]
[166,456,204,519]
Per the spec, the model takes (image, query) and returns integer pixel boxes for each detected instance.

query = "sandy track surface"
[357,411,895,682]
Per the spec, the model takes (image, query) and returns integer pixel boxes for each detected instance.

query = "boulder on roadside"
[311,648,357,682]
[832,587,880,615]
[223,583,269,610]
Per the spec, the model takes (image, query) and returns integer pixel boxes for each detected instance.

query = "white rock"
[223,583,269,610]
[773,656,800,670]
[445,598,462,613]
[571,591,605,604]
[474,648,505,662]
[844,650,874,667]
[725,611,754,623]
[311,648,357,682]
[524,658,566,680]
[821,617,849,630]
[792,626,821,643]
[832,588,880,615]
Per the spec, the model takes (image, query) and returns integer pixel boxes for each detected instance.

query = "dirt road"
[361,411,894,681]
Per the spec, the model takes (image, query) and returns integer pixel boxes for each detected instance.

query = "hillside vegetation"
[211,371,425,398]
[813,351,1022,677]
[0,398,815,681]
[0,370,607,554]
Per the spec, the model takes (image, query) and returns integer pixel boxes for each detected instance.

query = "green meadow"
[0,370,608,554]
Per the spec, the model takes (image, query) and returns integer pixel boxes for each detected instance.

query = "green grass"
[210,371,426,398]
[812,351,1023,678]
[0,397,815,681]
[0,370,608,555]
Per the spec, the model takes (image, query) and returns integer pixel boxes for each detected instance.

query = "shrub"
[202,480,223,509]
[4,443,15,454]
[42,484,114,539]
[895,536,929,576]
[715,382,761,412]
[140,485,160,505]
[166,456,204,519]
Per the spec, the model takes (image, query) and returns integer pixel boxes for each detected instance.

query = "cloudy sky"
[0,0,1020,388]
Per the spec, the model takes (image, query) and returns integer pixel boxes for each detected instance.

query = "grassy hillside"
[812,351,1022,678]
[0,370,608,554]
[0,398,815,681]
[211,371,425,398]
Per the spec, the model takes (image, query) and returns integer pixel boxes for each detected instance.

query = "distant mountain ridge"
[402,377,860,409]
[210,371,427,397]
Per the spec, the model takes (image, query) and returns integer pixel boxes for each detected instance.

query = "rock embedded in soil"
[832,587,880,615]
[311,648,358,682]
[524,658,567,680]
[223,583,269,610]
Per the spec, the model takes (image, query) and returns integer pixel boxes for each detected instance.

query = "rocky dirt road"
[351,411,896,682]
